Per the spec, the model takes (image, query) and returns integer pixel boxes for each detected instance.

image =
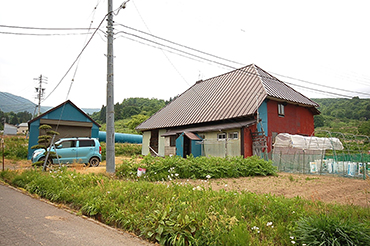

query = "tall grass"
[1,168,369,245]
[99,142,141,160]
[116,155,277,181]
[1,136,28,159]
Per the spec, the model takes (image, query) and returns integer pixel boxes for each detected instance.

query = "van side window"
[79,140,95,147]
[60,140,76,148]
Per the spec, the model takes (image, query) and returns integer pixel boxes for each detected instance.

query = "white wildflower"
[266,222,273,227]
[206,175,211,179]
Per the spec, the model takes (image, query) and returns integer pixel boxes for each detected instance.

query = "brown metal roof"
[184,132,202,141]
[137,64,319,131]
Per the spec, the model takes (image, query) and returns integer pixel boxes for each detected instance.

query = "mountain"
[0,92,100,115]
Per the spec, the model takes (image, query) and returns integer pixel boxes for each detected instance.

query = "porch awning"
[161,119,256,137]
[184,132,202,140]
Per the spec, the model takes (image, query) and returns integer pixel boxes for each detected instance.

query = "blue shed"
[176,132,202,158]
[27,100,101,159]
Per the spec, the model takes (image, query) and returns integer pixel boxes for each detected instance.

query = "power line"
[0,24,98,30]
[114,25,369,99]
[42,13,108,103]
[115,23,245,67]
[271,72,370,97]
[0,31,94,36]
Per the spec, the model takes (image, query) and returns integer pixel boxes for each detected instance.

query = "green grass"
[1,162,369,245]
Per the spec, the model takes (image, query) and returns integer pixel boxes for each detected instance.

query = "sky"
[1,0,370,110]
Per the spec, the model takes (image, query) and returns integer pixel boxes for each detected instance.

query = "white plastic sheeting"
[274,133,343,151]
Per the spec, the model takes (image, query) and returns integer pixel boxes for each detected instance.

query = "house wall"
[158,129,166,157]
[141,131,151,155]
[164,137,176,156]
[242,124,257,157]
[4,123,17,135]
[257,101,268,135]
[200,129,241,157]
[266,100,315,152]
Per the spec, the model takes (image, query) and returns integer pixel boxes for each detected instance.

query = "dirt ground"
[2,158,369,207]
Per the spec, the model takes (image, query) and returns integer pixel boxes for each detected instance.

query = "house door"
[149,129,159,156]
[175,132,202,158]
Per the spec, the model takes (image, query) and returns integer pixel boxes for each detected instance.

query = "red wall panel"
[266,100,315,151]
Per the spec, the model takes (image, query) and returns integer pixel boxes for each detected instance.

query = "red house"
[136,64,319,158]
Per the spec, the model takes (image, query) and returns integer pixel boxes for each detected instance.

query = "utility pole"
[33,75,47,116]
[106,0,115,173]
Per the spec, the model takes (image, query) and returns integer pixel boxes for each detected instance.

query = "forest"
[313,97,370,136]
[0,110,33,129]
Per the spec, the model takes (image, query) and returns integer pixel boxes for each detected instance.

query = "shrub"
[116,155,277,181]
[294,214,370,245]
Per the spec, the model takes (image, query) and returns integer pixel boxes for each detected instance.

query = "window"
[217,132,226,141]
[170,136,176,147]
[79,140,95,147]
[228,132,238,139]
[59,140,76,148]
[278,104,285,116]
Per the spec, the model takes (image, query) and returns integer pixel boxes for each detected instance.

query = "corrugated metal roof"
[137,64,319,131]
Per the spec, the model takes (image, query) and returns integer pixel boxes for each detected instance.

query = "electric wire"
[114,25,369,99]
[66,1,101,102]
[42,13,108,103]
[270,72,370,97]
[0,24,98,30]
[0,31,94,36]
[115,23,245,68]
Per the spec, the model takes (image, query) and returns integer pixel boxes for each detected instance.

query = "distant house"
[17,122,28,134]
[4,123,17,135]
[136,64,320,158]
[27,100,101,159]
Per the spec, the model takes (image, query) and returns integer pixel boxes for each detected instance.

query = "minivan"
[32,137,102,167]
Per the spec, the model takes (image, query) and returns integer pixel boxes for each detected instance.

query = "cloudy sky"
[1,0,370,110]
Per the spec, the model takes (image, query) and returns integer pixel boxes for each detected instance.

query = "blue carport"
[176,132,202,158]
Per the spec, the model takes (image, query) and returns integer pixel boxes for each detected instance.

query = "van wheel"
[89,157,100,167]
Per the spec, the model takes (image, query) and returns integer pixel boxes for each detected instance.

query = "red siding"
[242,124,257,157]
[266,100,315,151]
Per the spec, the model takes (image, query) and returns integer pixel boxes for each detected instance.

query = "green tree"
[31,124,60,170]
[314,115,325,128]
[358,121,370,136]
[127,114,149,133]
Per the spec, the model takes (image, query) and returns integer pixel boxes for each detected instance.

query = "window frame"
[278,103,285,117]
[228,132,239,140]
[217,132,226,141]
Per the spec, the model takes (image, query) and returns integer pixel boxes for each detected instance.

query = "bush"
[294,214,370,245]
[116,155,277,181]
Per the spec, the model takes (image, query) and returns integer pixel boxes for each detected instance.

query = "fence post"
[1,138,4,171]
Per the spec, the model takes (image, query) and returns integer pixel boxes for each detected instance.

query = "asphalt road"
[0,183,154,246]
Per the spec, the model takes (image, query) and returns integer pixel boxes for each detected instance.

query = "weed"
[288,175,295,182]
